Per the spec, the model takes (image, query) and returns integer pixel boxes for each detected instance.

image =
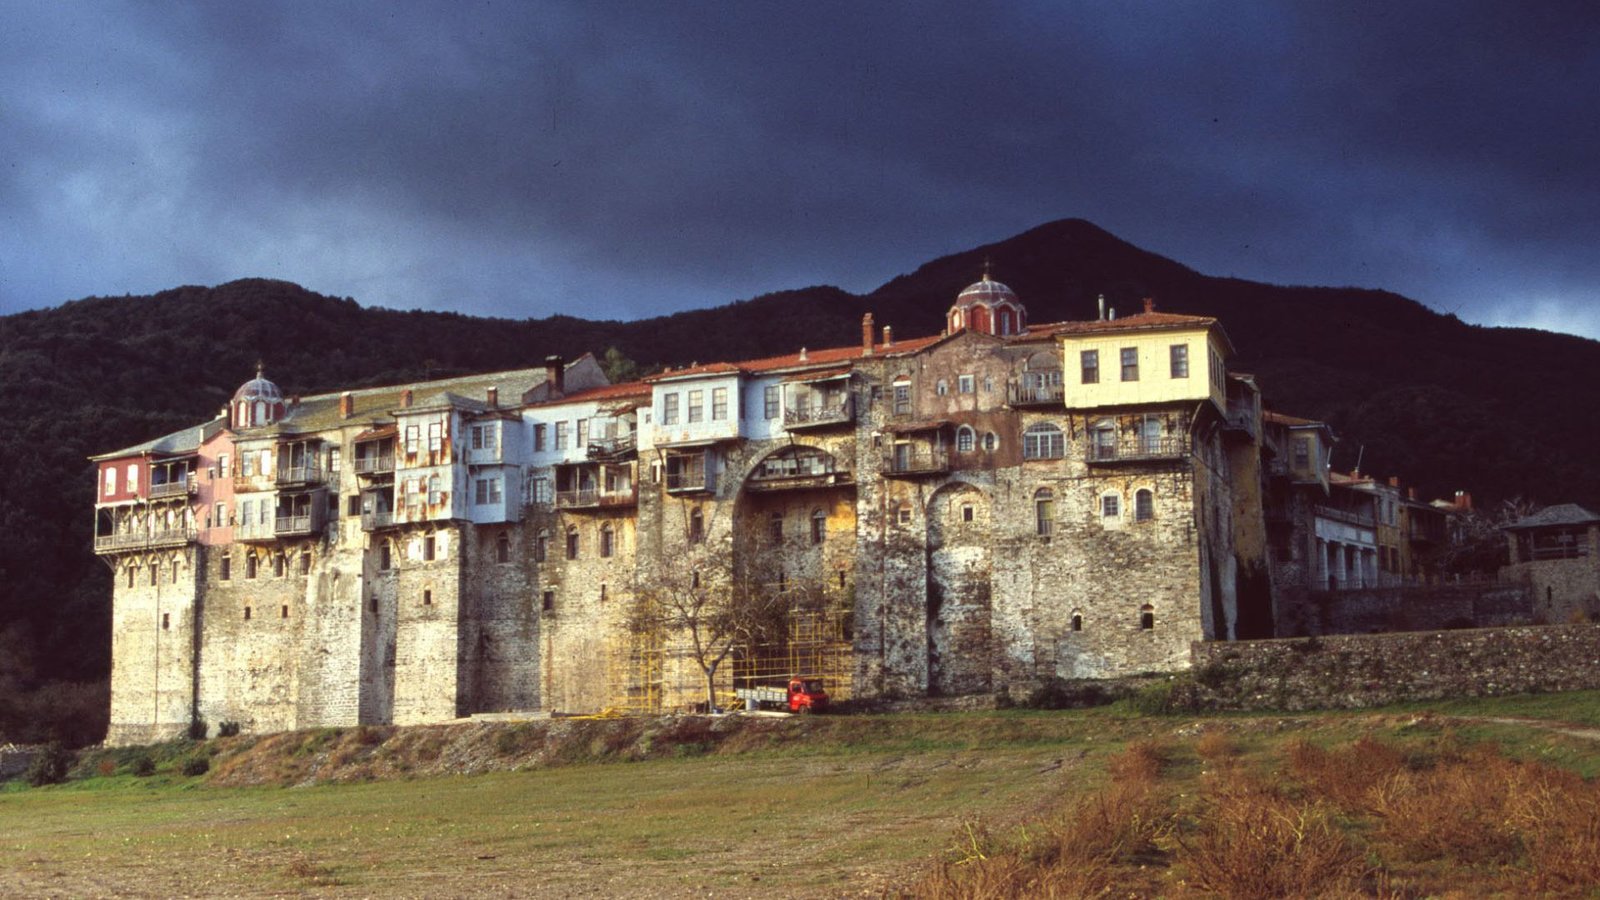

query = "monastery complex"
[92,277,1573,744]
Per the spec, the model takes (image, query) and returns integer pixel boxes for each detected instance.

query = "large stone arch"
[925,481,993,695]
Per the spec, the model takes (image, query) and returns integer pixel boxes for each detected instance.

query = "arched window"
[936,379,949,396]
[1034,488,1054,536]
[1135,489,1154,522]
[600,523,615,558]
[810,508,826,545]
[998,308,1013,334]
[1091,419,1118,461]
[1071,609,1083,632]
[768,510,783,543]
[496,532,511,563]
[1023,422,1064,459]
[689,508,704,544]
[956,426,976,453]
[299,550,311,575]
[565,526,579,560]
[246,555,258,579]
[983,432,998,451]
[1140,604,1155,630]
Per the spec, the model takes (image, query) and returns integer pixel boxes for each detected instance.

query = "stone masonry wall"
[1186,623,1600,710]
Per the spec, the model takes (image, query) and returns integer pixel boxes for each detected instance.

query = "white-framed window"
[983,432,998,451]
[712,387,728,421]
[554,421,569,451]
[576,418,588,448]
[1023,422,1064,459]
[427,422,442,453]
[127,464,139,491]
[533,423,547,452]
[763,385,779,419]
[1101,493,1121,519]
[936,380,949,396]
[958,374,975,394]
[687,390,704,423]
[404,425,419,454]
[892,380,911,415]
[1170,344,1189,378]
[1135,488,1154,522]
[104,467,117,496]
[662,393,679,425]
[471,424,497,451]
[1120,347,1139,381]
[1080,350,1098,384]
[1034,488,1054,536]
[956,426,976,453]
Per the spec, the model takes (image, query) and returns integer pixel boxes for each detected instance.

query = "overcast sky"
[4,2,1599,338]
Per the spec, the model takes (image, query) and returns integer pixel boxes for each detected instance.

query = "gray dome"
[955,274,1019,308]
[232,367,283,403]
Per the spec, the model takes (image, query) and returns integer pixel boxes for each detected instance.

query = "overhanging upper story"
[1054,302,1233,415]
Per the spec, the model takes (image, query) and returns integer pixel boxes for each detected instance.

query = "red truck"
[735,678,829,713]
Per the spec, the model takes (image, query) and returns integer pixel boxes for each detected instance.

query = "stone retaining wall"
[1185,623,1600,711]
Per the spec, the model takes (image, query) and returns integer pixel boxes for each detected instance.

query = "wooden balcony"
[147,478,197,500]
[93,528,196,554]
[884,446,950,477]
[1085,436,1191,465]
[1315,505,1375,528]
[1222,406,1258,441]
[556,486,638,510]
[587,435,637,461]
[354,454,394,477]
[783,399,854,430]
[665,470,714,494]
[275,464,324,488]
[1006,380,1064,407]
[361,509,397,531]
[275,514,318,537]
[745,469,854,493]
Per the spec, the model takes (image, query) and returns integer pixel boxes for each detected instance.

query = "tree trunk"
[704,661,719,713]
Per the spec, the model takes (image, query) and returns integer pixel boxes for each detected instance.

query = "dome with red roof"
[231,365,285,429]
[948,272,1027,336]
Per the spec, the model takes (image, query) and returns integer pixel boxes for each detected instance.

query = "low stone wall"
[0,744,40,781]
[1276,581,1532,637]
[1185,623,1600,711]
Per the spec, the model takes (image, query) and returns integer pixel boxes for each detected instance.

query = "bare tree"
[627,536,788,712]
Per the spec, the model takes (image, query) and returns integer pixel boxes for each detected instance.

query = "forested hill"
[3,217,1598,690]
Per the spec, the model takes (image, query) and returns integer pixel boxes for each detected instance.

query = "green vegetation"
[3,696,1598,896]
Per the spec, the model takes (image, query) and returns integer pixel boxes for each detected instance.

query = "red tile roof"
[646,334,946,381]
[525,380,652,409]
[1262,410,1326,428]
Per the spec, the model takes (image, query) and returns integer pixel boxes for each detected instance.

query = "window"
[1140,604,1155,630]
[687,390,704,423]
[1035,489,1054,536]
[220,554,231,581]
[215,502,227,527]
[542,590,555,612]
[1120,347,1139,381]
[1071,610,1083,632]
[533,424,547,452]
[961,503,975,523]
[1080,350,1099,384]
[600,524,615,558]
[475,477,503,505]
[281,604,290,619]
[956,426,975,453]
[764,385,779,419]
[427,422,442,453]
[128,465,139,491]
[379,542,392,570]
[427,474,442,505]
[935,379,948,396]
[810,508,826,545]
[983,432,998,452]
[1293,438,1311,470]
[892,380,911,415]
[423,534,436,561]
[599,582,608,602]
[104,467,117,496]
[689,508,704,544]
[162,612,170,630]
[404,425,419,454]
[149,564,158,586]
[576,418,588,448]
[896,505,912,526]
[958,374,975,394]
[565,526,579,560]
[300,551,312,575]
[347,495,361,516]
[554,421,569,451]
[126,565,136,588]
[471,424,495,451]
[712,387,728,421]
[273,555,285,578]
[423,590,432,606]
[768,510,783,543]
[219,454,230,477]
[496,533,511,563]
[531,474,552,504]
[327,447,341,476]
[1135,489,1154,522]
[244,606,252,620]
[535,530,548,563]
[246,555,258,579]
[1023,422,1064,459]
[662,393,679,425]
[1102,494,1121,518]
[1170,344,1189,378]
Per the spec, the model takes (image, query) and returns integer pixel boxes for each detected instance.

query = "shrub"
[1176,772,1364,896]
[217,721,241,737]
[1286,735,1406,813]
[180,755,210,777]
[1123,680,1181,716]
[187,717,208,740]
[25,742,73,786]
[1195,730,1238,762]
[1107,740,1169,784]
[130,754,157,777]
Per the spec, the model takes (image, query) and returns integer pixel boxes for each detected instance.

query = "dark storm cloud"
[2,1,1598,336]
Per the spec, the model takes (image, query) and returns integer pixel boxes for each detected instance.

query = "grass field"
[3,692,1599,898]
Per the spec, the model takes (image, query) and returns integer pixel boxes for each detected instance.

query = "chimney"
[1408,487,1417,501]
[544,355,565,398]
[1456,490,1472,510]
[340,392,354,419]
[401,389,413,408]
[799,347,808,362]
[1388,476,1400,487]
[1109,307,1117,320]
[1097,294,1106,320]
[862,313,874,356]
[486,386,498,408]
[883,326,893,347]
[1143,297,1155,314]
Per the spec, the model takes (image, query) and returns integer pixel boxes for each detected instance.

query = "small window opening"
[542,590,555,612]
[244,606,252,620]
[810,509,826,545]
[838,570,847,589]
[161,612,170,630]
[496,533,511,563]
[1140,604,1155,630]
[961,503,975,523]
[246,555,258,579]
[281,604,289,619]
[220,555,231,581]
[300,551,311,575]
[423,590,432,606]
[1135,489,1154,522]
[599,582,608,602]
[1071,611,1083,632]
[423,534,436,561]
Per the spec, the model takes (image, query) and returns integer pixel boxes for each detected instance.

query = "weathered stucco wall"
[1186,623,1600,710]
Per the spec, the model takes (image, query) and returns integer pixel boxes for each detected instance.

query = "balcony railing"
[147,478,196,499]
[361,510,396,531]
[354,454,394,476]
[885,445,950,476]
[666,469,713,493]
[783,398,854,429]
[1314,505,1376,528]
[746,469,854,492]
[275,464,323,487]
[556,486,639,509]
[587,435,637,461]
[1006,380,1064,407]
[465,446,504,465]
[93,528,197,553]
[1085,436,1191,465]
[235,521,277,541]
[275,515,317,536]
[1223,407,1258,440]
